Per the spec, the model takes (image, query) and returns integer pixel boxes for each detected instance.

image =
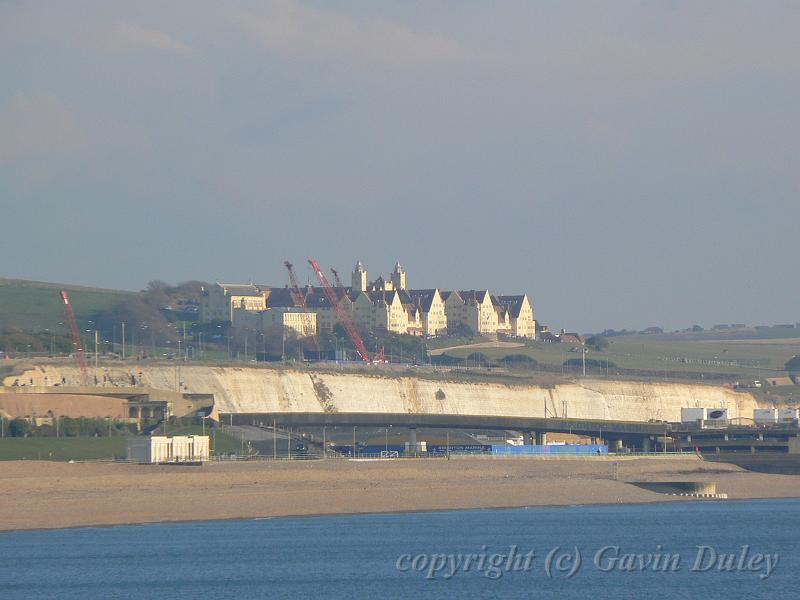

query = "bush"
[9,418,31,438]
[563,358,616,370]
[585,335,609,352]
[503,354,538,369]
[466,352,491,366]
[785,356,800,373]
[430,353,464,366]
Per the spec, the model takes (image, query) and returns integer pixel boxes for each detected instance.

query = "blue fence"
[491,444,608,456]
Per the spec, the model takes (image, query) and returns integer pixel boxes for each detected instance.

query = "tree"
[786,355,800,373]
[466,352,491,367]
[585,335,609,352]
[9,418,30,438]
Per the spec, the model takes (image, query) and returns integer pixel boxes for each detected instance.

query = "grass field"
[0,437,126,461]
[0,428,243,461]
[0,277,136,331]
[433,334,800,381]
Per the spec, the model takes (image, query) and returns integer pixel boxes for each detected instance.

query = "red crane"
[283,261,317,340]
[308,258,370,362]
[283,261,306,307]
[59,290,90,386]
[330,268,345,292]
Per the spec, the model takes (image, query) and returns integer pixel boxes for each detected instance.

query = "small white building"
[126,435,210,463]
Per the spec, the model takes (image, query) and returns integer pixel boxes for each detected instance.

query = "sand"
[1,456,799,531]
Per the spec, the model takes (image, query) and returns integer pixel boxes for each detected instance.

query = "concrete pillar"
[642,437,651,452]
[409,428,417,447]
[613,439,623,452]
[535,432,547,445]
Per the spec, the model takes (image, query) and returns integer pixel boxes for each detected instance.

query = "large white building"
[269,262,536,338]
[200,262,536,339]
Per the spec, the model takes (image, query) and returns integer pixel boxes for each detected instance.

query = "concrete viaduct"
[222,411,671,451]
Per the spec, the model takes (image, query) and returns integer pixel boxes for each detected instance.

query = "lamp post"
[582,346,587,377]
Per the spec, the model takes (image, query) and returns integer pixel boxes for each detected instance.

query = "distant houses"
[200,261,536,339]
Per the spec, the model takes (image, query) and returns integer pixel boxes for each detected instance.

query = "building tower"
[391,262,407,290]
[352,261,368,292]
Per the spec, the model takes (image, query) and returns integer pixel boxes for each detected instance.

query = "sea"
[1,499,798,599]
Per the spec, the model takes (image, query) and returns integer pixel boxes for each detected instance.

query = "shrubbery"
[2,417,137,438]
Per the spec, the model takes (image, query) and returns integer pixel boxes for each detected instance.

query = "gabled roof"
[496,295,527,318]
[404,288,440,312]
[265,287,296,307]
[441,290,463,303]
[218,283,264,297]
[458,290,491,304]
[366,290,401,305]
[267,286,351,309]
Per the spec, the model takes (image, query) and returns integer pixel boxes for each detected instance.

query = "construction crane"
[283,261,306,308]
[330,268,345,293]
[283,261,317,340]
[308,258,370,362]
[59,290,90,386]
[332,266,386,363]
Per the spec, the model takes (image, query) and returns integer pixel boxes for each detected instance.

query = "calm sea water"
[1,499,798,599]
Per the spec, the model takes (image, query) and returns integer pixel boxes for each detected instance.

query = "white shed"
[126,435,210,463]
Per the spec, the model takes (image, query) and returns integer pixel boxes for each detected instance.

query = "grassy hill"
[0,277,136,331]
[430,334,800,382]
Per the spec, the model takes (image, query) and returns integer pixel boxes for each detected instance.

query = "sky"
[1,1,798,332]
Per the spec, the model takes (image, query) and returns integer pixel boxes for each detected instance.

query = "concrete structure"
[126,435,210,463]
[207,261,536,338]
[0,383,213,424]
[671,424,800,455]
[391,262,407,291]
[351,261,368,292]
[200,283,268,323]
[232,305,317,338]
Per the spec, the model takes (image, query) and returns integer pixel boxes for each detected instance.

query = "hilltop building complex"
[200,262,535,339]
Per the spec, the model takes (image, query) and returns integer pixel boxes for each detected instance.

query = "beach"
[1,456,799,531]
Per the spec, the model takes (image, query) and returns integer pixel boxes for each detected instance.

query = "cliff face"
[4,364,760,422]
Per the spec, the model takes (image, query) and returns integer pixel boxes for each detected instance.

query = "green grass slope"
[0,277,135,331]
[433,335,800,381]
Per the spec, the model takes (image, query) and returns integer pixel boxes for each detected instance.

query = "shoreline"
[1,457,799,532]
[5,495,800,535]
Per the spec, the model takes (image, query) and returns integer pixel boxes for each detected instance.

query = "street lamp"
[581,346,587,376]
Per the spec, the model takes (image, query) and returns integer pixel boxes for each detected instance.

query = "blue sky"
[1,1,798,331]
